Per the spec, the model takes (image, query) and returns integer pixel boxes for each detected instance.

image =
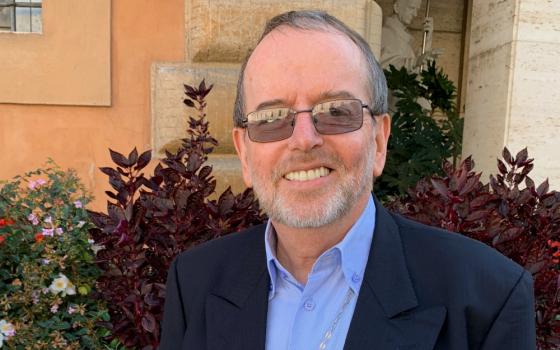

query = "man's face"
[232,27,390,229]
[396,0,421,25]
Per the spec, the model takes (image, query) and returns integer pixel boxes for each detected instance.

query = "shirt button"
[352,273,361,283]
[303,299,315,311]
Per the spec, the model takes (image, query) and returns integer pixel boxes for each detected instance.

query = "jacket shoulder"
[389,212,528,298]
[394,213,522,268]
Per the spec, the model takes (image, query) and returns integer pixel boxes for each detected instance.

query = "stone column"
[463,0,560,186]
[151,0,383,194]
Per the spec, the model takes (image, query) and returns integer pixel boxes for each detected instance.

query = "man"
[380,0,440,71]
[161,10,535,350]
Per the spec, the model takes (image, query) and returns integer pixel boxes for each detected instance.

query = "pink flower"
[32,291,40,304]
[27,213,39,225]
[50,304,59,313]
[42,228,54,237]
[28,178,46,190]
[45,216,52,224]
[67,306,77,314]
[55,228,64,235]
[73,200,83,208]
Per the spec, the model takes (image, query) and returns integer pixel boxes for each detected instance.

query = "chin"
[267,187,355,229]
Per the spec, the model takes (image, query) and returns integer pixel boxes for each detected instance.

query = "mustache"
[272,150,345,180]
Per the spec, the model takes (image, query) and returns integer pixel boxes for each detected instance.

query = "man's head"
[233,11,388,128]
[394,0,422,26]
[232,11,391,229]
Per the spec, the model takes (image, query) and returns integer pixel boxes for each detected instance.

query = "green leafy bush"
[0,162,114,349]
[377,61,464,199]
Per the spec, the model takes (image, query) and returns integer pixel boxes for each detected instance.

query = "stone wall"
[463,0,560,186]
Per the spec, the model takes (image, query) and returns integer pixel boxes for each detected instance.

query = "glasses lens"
[246,107,294,142]
[312,99,363,135]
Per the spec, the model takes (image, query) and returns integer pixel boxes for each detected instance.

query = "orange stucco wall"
[0,0,185,210]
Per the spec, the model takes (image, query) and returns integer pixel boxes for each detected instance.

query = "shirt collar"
[264,195,376,298]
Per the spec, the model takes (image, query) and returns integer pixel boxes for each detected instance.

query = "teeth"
[285,167,330,181]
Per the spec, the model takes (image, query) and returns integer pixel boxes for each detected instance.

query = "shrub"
[88,80,265,349]
[377,62,464,199]
[0,162,113,349]
[387,148,560,349]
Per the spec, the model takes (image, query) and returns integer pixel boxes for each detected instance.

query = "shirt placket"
[287,253,339,350]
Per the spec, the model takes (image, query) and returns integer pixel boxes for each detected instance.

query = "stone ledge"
[206,154,246,197]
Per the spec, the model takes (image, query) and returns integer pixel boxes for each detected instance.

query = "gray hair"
[233,10,388,127]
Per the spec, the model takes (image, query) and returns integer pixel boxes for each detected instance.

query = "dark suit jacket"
[160,202,536,349]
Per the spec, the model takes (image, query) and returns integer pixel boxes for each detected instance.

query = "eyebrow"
[316,90,358,102]
[254,99,286,111]
[253,90,359,111]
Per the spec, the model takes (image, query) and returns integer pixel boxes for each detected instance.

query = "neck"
[271,195,369,284]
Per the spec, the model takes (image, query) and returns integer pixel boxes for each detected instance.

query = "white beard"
[249,144,375,228]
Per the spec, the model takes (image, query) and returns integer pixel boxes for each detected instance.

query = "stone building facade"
[0,0,558,209]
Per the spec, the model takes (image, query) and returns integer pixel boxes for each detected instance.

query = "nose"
[287,111,323,152]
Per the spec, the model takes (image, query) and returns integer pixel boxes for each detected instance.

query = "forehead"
[243,26,369,111]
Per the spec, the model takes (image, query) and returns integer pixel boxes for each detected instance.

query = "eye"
[329,106,352,117]
[318,100,353,117]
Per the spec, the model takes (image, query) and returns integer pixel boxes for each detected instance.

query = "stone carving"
[380,0,441,71]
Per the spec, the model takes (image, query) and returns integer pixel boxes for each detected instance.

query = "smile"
[284,166,331,181]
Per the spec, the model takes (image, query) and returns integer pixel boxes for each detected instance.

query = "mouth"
[283,166,331,182]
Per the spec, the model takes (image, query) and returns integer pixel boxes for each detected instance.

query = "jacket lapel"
[345,202,447,350]
[204,225,270,350]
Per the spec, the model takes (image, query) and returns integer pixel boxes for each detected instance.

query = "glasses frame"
[240,98,376,143]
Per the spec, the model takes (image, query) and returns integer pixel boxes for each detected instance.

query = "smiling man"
[160,10,535,350]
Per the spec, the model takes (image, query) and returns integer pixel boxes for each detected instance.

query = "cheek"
[245,148,277,182]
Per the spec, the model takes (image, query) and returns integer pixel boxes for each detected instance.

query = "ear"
[232,127,253,188]
[372,113,391,177]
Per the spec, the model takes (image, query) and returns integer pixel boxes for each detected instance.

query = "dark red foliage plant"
[387,148,560,349]
[88,80,266,349]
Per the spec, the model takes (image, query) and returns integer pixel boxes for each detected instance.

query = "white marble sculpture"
[380,0,441,72]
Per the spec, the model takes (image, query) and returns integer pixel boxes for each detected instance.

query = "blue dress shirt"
[264,195,376,350]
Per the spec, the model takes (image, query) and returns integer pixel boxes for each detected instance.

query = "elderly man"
[161,10,535,350]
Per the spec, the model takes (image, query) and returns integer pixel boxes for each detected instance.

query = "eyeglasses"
[240,98,375,143]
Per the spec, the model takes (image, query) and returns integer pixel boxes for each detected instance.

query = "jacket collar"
[205,224,269,349]
[344,199,446,349]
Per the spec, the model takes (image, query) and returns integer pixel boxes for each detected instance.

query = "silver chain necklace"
[318,288,355,350]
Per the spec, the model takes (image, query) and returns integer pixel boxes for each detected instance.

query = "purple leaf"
[141,313,156,333]
[135,150,152,171]
[128,147,139,164]
[109,149,131,167]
